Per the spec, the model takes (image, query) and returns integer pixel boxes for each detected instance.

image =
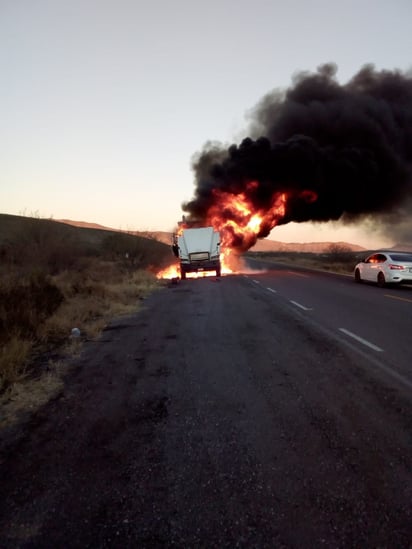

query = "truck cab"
[173,226,221,279]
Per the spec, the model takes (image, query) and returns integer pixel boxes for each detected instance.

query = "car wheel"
[354,269,362,283]
[377,272,386,288]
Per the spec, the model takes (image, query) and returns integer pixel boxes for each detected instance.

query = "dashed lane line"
[247,274,411,389]
[266,288,277,294]
[290,300,313,311]
[339,328,383,352]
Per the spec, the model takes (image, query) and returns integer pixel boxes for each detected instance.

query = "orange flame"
[206,187,287,250]
[156,183,317,279]
[156,263,180,279]
[156,254,234,280]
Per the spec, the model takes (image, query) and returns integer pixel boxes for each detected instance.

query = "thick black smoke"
[183,64,412,246]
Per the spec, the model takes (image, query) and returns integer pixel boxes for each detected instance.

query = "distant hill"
[56,220,366,253]
[58,219,120,232]
[391,243,412,252]
[0,214,171,267]
[57,220,172,243]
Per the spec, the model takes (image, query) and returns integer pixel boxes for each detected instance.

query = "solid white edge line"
[339,328,383,352]
[290,300,312,311]
[266,288,277,293]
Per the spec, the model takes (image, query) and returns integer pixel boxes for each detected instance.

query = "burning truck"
[158,66,412,280]
[172,221,221,279]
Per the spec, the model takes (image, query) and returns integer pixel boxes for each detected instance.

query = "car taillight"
[389,264,406,270]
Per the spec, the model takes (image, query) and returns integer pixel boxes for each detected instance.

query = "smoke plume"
[183,64,412,250]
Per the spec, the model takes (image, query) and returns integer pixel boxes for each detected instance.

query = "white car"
[354,251,412,287]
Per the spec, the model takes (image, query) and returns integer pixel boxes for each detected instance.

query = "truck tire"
[216,265,221,277]
[180,268,186,280]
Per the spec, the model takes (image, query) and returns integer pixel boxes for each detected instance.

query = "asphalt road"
[0,269,411,548]
[246,258,412,383]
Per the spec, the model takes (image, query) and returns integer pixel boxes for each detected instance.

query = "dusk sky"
[1,0,411,248]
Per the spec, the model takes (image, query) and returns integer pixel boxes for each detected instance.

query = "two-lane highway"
[245,257,412,388]
[0,269,411,547]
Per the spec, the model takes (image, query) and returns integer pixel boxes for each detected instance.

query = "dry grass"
[0,214,171,395]
[246,250,366,275]
[41,267,159,342]
[0,339,87,430]
[0,337,33,388]
[0,369,64,430]
[0,267,160,392]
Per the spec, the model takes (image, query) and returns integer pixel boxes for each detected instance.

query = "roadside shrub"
[0,272,64,389]
[245,250,360,274]
[0,272,64,342]
[2,217,87,276]
[0,215,164,394]
[102,233,171,269]
[0,337,32,391]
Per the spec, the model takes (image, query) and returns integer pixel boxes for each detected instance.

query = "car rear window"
[388,254,412,262]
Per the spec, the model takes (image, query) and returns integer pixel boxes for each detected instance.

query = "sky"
[1,0,411,248]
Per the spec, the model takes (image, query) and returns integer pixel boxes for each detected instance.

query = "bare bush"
[326,243,352,261]
[0,215,165,393]
[0,337,32,391]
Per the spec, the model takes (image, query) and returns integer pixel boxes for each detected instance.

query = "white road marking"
[266,288,277,294]
[290,300,312,311]
[385,293,412,304]
[253,280,260,284]
[334,330,411,390]
[339,328,383,352]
